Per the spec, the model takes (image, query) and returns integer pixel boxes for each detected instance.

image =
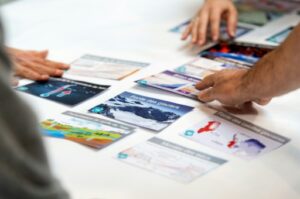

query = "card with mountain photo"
[136,70,200,98]
[89,92,194,132]
[41,111,135,149]
[68,54,150,80]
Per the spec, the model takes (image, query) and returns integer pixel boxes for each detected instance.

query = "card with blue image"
[16,78,109,106]
[89,91,193,131]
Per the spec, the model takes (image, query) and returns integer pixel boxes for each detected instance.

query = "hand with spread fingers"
[196,69,272,107]
[7,47,70,81]
[181,0,237,46]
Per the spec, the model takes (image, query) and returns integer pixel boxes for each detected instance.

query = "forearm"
[242,23,300,99]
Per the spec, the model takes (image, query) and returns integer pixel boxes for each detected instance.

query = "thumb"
[197,88,215,103]
[36,50,48,58]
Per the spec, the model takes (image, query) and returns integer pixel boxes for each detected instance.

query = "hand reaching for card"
[196,69,272,107]
[7,47,70,81]
[181,0,238,46]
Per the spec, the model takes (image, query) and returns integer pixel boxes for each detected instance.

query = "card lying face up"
[199,42,274,68]
[180,111,290,160]
[68,54,150,80]
[174,57,229,79]
[41,111,134,149]
[89,91,194,131]
[170,20,252,40]
[136,70,201,98]
[266,26,294,44]
[16,77,109,106]
[117,137,227,183]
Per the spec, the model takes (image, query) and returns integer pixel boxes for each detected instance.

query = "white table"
[2,0,300,198]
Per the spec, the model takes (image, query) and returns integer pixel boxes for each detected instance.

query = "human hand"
[181,0,238,46]
[7,47,70,81]
[196,69,271,106]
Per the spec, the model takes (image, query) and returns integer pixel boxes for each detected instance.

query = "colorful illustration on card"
[181,111,289,159]
[200,42,274,68]
[16,78,109,106]
[41,111,134,149]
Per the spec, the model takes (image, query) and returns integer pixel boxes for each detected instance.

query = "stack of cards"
[89,92,194,131]
[117,137,227,183]
[16,78,109,106]
[181,111,290,160]
[41,111,134,149]
[68,54,149,80]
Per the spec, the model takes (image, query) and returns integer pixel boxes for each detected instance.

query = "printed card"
[89,92,194,131]
[117,137,227,183]
[16,78,109,106]
[41,111,134,149]
[181,111,290,160]
[136,70,201,98]
[68,54,149,80]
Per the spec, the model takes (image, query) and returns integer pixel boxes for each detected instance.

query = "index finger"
[195,74,215,90]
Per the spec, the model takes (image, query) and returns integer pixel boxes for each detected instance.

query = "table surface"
[2,0,300,199]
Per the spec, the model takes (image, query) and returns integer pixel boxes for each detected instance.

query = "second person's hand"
[181,0,238,46]
[7,47,70,81]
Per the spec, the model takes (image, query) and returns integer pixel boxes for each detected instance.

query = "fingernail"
[63,64,70,69]
[198,40,204,46]
[41,75,49,80]
[55,70,63,76]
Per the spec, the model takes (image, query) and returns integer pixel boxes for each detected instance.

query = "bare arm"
[196,23,300,106]
[243,24,300,98]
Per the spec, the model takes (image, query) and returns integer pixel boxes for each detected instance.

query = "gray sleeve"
[0,20,69,199]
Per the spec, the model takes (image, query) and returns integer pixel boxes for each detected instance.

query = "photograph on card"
[199,42,274,68]
[89,92,194,131]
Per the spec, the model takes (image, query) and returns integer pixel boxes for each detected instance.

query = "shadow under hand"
[207,101,259,115]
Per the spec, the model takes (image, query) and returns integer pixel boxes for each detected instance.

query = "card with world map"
[180,111,290,160]
[41,111,135,149]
